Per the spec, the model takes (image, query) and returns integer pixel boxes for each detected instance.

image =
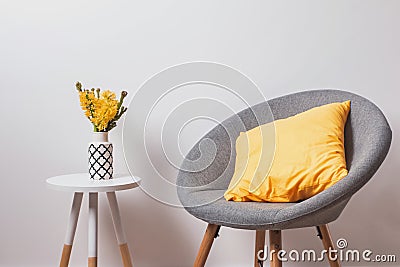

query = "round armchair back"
[177,90,391,229]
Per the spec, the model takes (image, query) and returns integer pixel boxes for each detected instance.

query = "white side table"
[46,173,141,267]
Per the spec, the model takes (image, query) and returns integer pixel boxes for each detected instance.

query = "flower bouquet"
[75,82,128,179]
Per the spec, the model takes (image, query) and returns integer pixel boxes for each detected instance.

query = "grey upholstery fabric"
[177,90,392,230]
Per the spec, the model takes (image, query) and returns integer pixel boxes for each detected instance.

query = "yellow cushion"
[224,101,351,202]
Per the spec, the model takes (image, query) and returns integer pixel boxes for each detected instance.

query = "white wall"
[0,1,399,266]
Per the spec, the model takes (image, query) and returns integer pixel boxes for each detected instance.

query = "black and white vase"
[88,132,113,180]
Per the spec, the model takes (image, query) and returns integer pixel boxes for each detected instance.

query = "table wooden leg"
[107,192,133,267]
[88,192,98,267]
[60,192,83,267]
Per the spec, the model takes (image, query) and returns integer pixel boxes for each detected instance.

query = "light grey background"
[0,1,399,266]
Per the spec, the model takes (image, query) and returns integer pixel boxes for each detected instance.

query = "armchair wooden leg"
[269,230,282,267]
[317,224,341,267]
[254,230,266,267]
[194,224,221,267]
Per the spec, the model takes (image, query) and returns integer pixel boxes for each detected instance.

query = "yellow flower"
[76,82,128,132]
[101,90,116,100]
[86,91,118,131]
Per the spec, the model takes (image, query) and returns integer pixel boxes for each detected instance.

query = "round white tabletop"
[46,173,141,192]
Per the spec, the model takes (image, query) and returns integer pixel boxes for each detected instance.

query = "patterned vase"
[88,132,113,180]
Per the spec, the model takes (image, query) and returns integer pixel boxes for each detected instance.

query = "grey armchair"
[177,90,392,267]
